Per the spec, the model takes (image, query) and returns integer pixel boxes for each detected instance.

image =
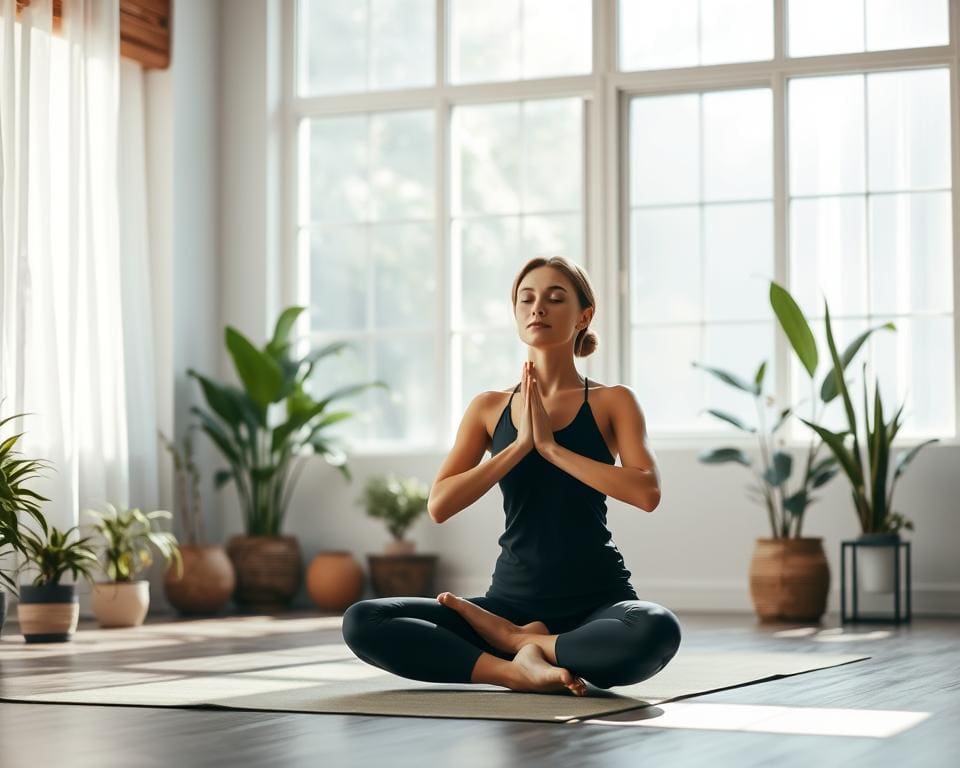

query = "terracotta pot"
[749,537,830,622]
[306,551,365,611]
[226,534,302,611]
[17,583,80,643]
[164,544,236,615]
[91,580,150,628]
[367,553,438,598]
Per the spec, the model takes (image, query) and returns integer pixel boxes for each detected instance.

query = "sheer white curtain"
[0,0,158,537]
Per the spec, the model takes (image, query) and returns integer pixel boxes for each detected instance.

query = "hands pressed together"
[515,361,557,456]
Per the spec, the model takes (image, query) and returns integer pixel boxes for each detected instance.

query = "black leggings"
[341,594,682,690]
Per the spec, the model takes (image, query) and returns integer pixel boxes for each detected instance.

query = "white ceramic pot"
[855,534,899,594]
[91,580,151,628]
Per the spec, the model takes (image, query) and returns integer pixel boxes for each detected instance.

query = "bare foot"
[508,644,588,696]
[437,592,549,654]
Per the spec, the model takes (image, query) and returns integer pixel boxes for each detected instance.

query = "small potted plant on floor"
[188,305,385,611]
[158,427,236,615]
[797,300,937,595]
[356,473,435,598]
[84,502,182,628]
[0,403,98,642]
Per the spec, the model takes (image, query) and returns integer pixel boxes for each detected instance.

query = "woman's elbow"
[640,488,661,513]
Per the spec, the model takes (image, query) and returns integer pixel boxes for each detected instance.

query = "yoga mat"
[0,615,869,723]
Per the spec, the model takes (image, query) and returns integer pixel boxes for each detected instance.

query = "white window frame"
[281,0,960,455]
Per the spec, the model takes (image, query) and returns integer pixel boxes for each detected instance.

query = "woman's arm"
[427,393,529,524]
[539,385,661,512]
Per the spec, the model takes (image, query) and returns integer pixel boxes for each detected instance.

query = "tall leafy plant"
[795,300,938,535]
[188,306,387,536]
[693,281,894,538]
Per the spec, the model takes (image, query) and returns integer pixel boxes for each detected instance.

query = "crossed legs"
[341,592,681,695]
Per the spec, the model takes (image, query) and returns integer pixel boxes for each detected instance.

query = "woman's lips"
[528,323,550,329]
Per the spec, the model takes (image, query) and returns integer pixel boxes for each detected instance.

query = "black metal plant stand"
[840,538,911,624]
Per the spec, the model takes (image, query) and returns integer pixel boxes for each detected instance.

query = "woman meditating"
[342,256,681,696]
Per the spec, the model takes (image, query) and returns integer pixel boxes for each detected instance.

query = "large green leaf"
[187,369,244,429]
[798,417,862,489]
[691,362,760,396]
[763,450,793,487]
[225,327,284,407]
[703,409,756,433]
[698,447,752,466]
[819,321,897,403]
[269,306,306,352]
[770,281,818,377]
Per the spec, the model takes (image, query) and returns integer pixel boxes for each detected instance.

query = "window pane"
[700,0,774,66]
[371,222,436,329]
[632,326,704,432]
[630,94,700,206]
[618,0,698,71]
[370,0,436,90]
[521,213,582,263]
[306,115,369,224]
[522,99,582,213]
[703,203,773,322]
[453,330,527,433]
[449,0,591,84]
[789,197,868,318]
[870,315,955,437]
[307,225,367,331]
[870,192,953,316]
[297,0,434,95]
[371,334,437,444]
[866,0,949,52]
[452,217,521,329]
[788,75,865,197]
[703,89,772,201]
[702,322,775,430]
[307,337,372,445]
[867,68,950,193]
[787,0,863,57]
[619,0,772,72]
[452,102,521,216]
[788,0,948,57]
[369,110,435,221]
[631,207,701,324]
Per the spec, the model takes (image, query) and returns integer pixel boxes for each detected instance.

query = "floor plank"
[1,611,957,768]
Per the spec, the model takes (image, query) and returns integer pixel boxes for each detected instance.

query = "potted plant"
[13,521,100,643]
[83,502,182,628]
[797,300,938,595]
[693,281,893,621]
[188,305,386,611]
[158,427,236,615]
[0,403,96,642]
[355,473,435,598]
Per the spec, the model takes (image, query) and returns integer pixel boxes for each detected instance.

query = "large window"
[289,0,958,452]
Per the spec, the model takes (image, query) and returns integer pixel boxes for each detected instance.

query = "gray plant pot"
[18,583,80,643]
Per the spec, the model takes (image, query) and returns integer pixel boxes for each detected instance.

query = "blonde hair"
[511,256,599,358]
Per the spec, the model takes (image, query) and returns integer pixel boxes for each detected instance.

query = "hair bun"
[576,328,599,358]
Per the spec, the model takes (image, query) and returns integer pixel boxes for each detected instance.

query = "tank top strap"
[583,375,589,403]
[507,381,520,406]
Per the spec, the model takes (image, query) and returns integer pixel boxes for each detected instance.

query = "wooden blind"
[15,0,172,70]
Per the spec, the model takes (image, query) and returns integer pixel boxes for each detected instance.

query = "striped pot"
[17,583,80,643]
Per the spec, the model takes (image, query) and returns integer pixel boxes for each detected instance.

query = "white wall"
[204,1,960,618]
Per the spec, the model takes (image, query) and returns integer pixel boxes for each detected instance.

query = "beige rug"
[0,615,869,723]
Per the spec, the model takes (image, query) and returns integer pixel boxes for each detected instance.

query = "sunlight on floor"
[582,701,929,737]
[772,626,893,642]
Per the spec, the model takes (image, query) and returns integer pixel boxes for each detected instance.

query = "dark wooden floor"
[1,611,957,768]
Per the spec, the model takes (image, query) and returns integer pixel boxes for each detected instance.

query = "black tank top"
[486,376,637,615]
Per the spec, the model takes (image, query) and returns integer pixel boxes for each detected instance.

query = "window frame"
[281,0,960,454]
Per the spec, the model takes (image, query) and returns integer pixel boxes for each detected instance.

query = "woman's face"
[514,266,592,348]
